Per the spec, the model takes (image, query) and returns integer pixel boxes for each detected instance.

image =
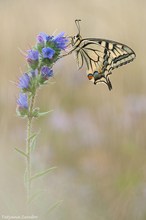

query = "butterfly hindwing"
[87,38,136,68]
[75,38,136,88]
[106,42,136,70]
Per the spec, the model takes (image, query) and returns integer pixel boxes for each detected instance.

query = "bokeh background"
[0,0,146,219]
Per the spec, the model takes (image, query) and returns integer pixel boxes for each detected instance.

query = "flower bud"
[26,49,39,69]
[40,66,53,84]
[52,32,69,50]
[18,73,31,92]
[16,93,28,117]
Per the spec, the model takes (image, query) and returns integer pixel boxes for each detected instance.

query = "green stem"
[26,117,31,202]
[26,92,36,204]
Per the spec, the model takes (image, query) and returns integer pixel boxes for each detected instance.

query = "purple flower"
[53,32,69,50]
[37,32,52,44]
[18,73,30,89]
[37,32,48,44]
[17,93,28,109]
[41,66,53,79]
[27,49,39,61]
[42,47,55,59]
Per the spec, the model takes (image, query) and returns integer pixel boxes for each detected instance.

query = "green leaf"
[37,110,53,117]
[27,190,44,205]
[29,132,40,152]
[30,167,57,181]
[30,138,37,152]
[16,107,28,118]
[31,107,40,118]
[28,131,40,142]
[14,147,28,158]
[45,200,63,216]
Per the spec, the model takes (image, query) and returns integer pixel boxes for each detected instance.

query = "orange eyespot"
[87,74,93,80]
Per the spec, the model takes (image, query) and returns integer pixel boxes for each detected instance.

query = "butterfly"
[64,20,136,90]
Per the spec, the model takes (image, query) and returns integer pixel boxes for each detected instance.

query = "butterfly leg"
[58,46,76,59]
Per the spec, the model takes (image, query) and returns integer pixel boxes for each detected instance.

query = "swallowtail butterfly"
[64,20,136,90]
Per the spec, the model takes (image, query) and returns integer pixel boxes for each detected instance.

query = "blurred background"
[0,0,146,219]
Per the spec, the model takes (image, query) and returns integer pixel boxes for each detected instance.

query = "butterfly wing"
[75,38,136,89]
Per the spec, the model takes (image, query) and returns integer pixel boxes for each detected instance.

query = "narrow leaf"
[30,138,37,152]
[38,110,53,117]
[30,134,38,152]
[30,167,57,181]
[28,131,40,152]
[28,131,40,142]
[14,147,28,158]
[45,200,63,216]
[27,190,44,205]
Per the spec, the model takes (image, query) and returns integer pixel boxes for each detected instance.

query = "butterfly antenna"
[75,19,81,35]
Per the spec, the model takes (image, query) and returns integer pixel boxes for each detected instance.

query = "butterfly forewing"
[76,50,84,69]
[76,39,112,74]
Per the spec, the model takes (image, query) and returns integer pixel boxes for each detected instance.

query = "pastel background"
[0,0,146,219]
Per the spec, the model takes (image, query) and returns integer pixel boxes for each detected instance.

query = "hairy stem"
[26,92,36,204]
[26,117,31,202]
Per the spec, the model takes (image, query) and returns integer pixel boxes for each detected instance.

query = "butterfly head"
[71,34,82,46]
[71,19,82,46]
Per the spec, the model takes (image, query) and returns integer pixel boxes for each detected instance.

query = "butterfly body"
[69,20,136,90]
